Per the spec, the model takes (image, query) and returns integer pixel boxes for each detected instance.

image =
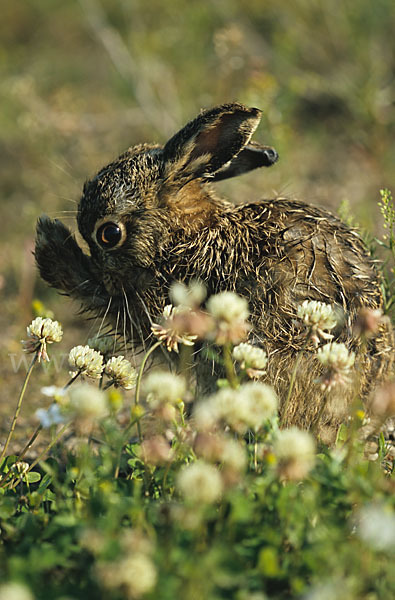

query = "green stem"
[133,340,161,443]
[0,353,38,462]
[17,425,43,461]
[223,343,238,389]
[63,370,81,389]
[7,422,71,491]
[134,340,162,407]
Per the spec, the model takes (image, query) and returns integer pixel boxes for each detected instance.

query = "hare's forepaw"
[35,216,98,302]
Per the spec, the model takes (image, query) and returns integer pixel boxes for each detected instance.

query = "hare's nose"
[262,147,279,166]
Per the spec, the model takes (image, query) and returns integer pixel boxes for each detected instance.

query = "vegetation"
[1,2,395,599]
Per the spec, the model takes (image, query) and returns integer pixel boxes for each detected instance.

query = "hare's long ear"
[162,103,262,180]
[211,141,278,182]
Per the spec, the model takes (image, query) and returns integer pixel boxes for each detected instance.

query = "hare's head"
[35,103,277,307]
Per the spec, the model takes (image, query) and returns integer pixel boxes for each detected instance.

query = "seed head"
[105,356,137,390]
[68,345,104,379]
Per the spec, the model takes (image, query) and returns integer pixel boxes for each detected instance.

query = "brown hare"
[35,103,393,441]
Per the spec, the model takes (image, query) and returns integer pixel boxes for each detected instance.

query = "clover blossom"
[207,291,250,344]
[104,356,137,390]
[22,317,63,362]
[297,300,337,345]
[233,342,268,377]
[176,461,223,504]
[151,305,198,352]
[68,345,104,379]
[274,427,316,480]
[170,279,207,308]
[316,342,355,390]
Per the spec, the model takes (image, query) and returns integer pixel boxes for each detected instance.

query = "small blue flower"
[36,403,66,428]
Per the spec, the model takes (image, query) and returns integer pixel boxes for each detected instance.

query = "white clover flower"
[207,387,249,433]
[88,334,117,357]
[238,382,278,431]
[176,461,223,504]
[22,317,63,361]
[316,342,355,390]
[117,553,157,597]
[356,503,395,550]
[105,356,137,390]
[27,317,63,343]
[207,291,249,323]
[151,304,198,352]
[233,343,268,370]
[0,582,34,600]
[143,371,186,407]
[170,280,207,307]
[97,553,157,598]
[206,291,250,344]
[11,461,29,475]
[274,427,316,480]
[41,385,67,401]
[297,300,337,345]
[194,384,276,434]
[220,438,247,473]
[193,398,221,430]
[68,384,107,420]
[36,403,66,428]
[68,345,104,379]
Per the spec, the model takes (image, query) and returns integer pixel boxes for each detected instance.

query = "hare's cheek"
[102,271,121,296]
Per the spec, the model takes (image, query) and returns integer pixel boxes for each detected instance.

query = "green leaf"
[0,497,16,519]
[257,546,281,577]
[26,472,42,483]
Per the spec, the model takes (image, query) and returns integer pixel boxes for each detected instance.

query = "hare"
[35,103,393,440]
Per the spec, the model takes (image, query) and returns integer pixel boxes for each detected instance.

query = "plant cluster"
[0,195,394,600]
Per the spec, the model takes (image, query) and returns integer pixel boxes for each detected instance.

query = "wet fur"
[35,103,393,440]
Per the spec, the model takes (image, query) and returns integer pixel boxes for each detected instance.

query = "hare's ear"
[162,103,262,179]
[211,142,278,182]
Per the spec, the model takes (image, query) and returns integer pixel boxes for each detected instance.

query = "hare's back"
[246,199,382,315]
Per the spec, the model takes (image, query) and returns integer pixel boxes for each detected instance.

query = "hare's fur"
[35,103,393,440]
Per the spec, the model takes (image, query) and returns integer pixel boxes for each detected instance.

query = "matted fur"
[35,103,393,440]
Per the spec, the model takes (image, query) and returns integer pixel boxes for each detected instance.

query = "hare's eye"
[96,222,123,248]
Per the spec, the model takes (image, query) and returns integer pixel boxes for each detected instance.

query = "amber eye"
[96,222,123,248]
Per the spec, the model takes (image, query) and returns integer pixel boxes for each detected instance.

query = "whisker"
[97,296,113,338]
[121,291,128,356]
[47,158,79,187]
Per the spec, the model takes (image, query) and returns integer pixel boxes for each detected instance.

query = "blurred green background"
[1,0,394,416]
